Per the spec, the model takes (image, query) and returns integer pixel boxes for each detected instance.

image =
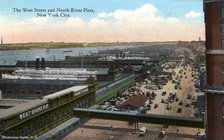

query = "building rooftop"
[0,85,88,120]
[44,85,88,99]
[0,99,30,111]
[121,95,148,108]
[0,79,84,85]
[0,99,29,106]
[0,98,47,120]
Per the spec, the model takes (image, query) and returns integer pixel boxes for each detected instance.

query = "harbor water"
[0,45,135,65]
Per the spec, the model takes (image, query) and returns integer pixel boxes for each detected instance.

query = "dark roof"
[121,95,148,108]
[84,75,98,84]
[125,63,133,70]
[0,79,84,85]
[108,63,117,71]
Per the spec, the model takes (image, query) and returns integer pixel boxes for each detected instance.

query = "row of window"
[6,90,55,95]
[18,97,93,136]
[20,109,73,136]
[219,7,224,79]
[76,98,93,108]
[6,104,74,136]
[3,92,95,136]
[11,97,93,136]
[4,84,68,89]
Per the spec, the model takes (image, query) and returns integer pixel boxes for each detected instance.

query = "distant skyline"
[0,0,204,43]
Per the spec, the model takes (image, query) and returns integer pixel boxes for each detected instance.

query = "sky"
[0,0,205,43]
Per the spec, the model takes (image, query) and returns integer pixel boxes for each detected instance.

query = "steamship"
[3,67,97,80]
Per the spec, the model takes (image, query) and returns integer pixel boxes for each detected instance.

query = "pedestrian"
[177,129,179,133]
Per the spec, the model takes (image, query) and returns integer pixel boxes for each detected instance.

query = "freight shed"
[0,79,84,99]
[121,95,149,111]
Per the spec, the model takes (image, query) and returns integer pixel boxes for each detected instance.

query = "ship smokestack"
[36,57,40,70]
[41,57,45,70]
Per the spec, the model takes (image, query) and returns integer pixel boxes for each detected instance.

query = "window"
[80,102,83,108]
[222,40,224,49]
[76,102,80,108]
[221,8,224,18]
[88,98,92,105]
[222,96,224,107]
[49,91,55,94]
[34,91,41,95]
[222,64,224,72]
[20,90,27,94]
[221,25,224,34]
[6,90,12,94]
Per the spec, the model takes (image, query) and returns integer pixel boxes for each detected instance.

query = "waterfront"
[0,41,206,139]
[0,45,136,65]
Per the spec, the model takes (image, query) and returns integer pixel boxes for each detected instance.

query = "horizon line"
[2,40,205,45]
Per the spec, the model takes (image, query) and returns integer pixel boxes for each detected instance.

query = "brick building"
[204,0,224,139]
